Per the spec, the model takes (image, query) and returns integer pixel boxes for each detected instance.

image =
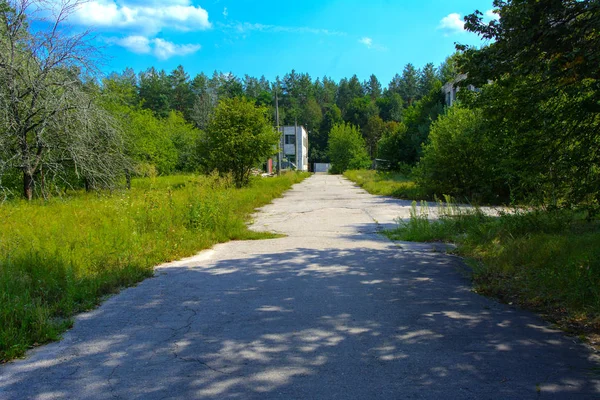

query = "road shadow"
[1,241,599,399]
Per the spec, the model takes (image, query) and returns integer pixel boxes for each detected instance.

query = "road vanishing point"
[1,174,599,399]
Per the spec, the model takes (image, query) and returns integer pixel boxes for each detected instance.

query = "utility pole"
[276,91,281,176]
[294,119,298,170]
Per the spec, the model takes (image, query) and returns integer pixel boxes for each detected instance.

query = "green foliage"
[365,74,382,100]
[168,65,194,119]
[164,111,203,172]
[362,115,385,159]
[138,67,172,118]
[377,121,408,170]
[98,60,452,172]
[204,97,279,187]
[108,104,178,176]
[414,106,507,203]
[102,69,139,107]
[328,123,371,174]
[386,205,600,333]
[399,82,445,165]
[397,63,419,106]
[458,0,600,210]
[344,96,379,129]
[437,52,460,85]
[376,92,403,122]
[0,172,310,362]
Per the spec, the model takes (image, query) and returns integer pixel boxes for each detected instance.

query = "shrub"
[414,107,508,203]
[328,123,371,174]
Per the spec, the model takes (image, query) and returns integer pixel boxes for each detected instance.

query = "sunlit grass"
[0,172,309,362]
[343,169,425,200]
[386,204,600,336]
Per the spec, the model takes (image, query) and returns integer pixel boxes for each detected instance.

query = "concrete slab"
[1,174,599,399]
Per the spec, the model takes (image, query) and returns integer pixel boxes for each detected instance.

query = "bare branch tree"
[0,0,129,200]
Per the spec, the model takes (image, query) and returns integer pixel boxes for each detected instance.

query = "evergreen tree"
[365,74,382,100]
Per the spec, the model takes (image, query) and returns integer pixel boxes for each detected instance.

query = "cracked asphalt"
[1,174,599,399]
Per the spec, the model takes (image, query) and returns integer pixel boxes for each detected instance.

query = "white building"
[442,74,479,106]
[281,125,309,171]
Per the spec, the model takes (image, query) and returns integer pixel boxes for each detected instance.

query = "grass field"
[343,169,424,200]
[0,172,309,362]
[386,203,600,342]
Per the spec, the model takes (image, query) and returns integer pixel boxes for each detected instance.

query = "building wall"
[442,74,481,107]
[281,126,309,171]
[297,127,308,172]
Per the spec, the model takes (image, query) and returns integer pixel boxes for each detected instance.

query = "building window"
[285,135,295,144]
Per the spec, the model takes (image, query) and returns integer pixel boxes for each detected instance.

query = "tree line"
[103,57,455,166]
[4,0,595,212]
[0,0,458,200]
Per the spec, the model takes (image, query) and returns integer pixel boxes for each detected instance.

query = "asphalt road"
[1,174,599,399]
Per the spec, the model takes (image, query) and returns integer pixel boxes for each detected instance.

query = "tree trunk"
[23,170,33,201]
[125,170,131,190]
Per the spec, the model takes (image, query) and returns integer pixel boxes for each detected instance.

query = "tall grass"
[0,172,309,361]
[343,169,424,200]
[386,203,600,334]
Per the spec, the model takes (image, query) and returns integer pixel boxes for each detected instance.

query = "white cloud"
[222,22,345,36]
[115,35,151,53]
[359,37,373,47]
[223,7,228,17]
[438,13,465,35]
[358,36,386,51]
[111,35,201,59]
[66,0,211,35]
[153,38,201,60]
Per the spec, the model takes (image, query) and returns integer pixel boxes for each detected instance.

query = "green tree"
[377,121,408,171]
[400,82,445,164]
[328,123,371,174]
[437,53,460,84]
[168,65,194,119]
[139,67,171,118]
[344,96,379,129]
[377,92,403,122]
[190,72,217,130]
[102,69,139,107]
[204,97,279,187]
[398,63,420,106]
[363,115,385,159]
[108,105,177,176]
[418,63,440,98]
[164,111,203,172]
[336,75,364,114]
[458,0,600,207]
[365,74,382,100]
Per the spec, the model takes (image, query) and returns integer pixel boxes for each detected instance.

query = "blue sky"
[57,0,496,84]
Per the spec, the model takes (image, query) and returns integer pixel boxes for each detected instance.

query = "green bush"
[328,123,371,174]
[414,107,508,204]
[377,122,408,171]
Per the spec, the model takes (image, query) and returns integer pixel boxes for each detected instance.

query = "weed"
[343,169,426,200]
[0,172,309,362]
[385,202,600,336]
